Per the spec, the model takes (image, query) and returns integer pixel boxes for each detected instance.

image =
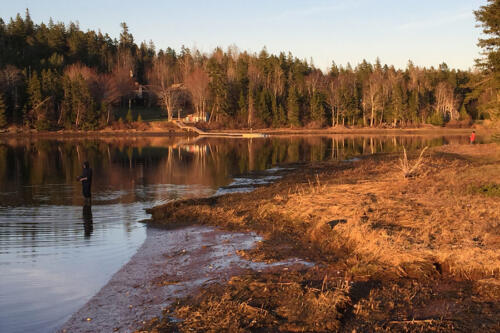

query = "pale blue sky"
[1,0,486,71]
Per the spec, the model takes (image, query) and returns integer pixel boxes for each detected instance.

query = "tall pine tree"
[287,86,300,127]
[310,91,326,126]
[474,0,500,119]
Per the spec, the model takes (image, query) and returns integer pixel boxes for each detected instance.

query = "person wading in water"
[77,161,93,203]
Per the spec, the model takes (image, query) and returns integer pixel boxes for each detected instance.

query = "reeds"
[398,146,428,178]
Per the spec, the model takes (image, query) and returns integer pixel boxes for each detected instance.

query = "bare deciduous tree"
[112,50,136,106]
[185,66,210,118]
[305,70,323,96]
[271,66,285,98]
[147,57,182,121]
[435,82,458,120]
[363,71,383,127]
[247,60,262,127]
[96,74,120,124]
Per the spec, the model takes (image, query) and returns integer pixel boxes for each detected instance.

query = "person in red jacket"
[470,130,476,144]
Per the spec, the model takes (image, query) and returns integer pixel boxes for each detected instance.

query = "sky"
[0,0,487,71]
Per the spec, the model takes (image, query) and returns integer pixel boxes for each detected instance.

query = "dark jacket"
[80,167,93,198]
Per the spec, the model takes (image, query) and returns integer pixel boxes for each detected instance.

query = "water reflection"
[0,135,470,249]
[0,135,471,205]
[82,204,93,239]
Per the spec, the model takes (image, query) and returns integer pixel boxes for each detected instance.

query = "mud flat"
[59,226,310,333]
[144,143,500,332]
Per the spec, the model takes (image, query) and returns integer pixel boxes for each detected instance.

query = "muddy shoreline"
[58,225,311,333]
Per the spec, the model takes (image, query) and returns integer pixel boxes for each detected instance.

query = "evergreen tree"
[287,86,300,126]
[271,94,279,127]
[63,74,93,129]
[257,89,271,125]
[427,111,444,126]
[81,102,99,130]
[473,0,500,119]
[119,22,135,52]
[310,91,326,126]
[207,56,229,122]
[459,103,470,121]
[238,90,247,120]
[475,1,500,75]
[126,108,133,123]
[408,90,419,124]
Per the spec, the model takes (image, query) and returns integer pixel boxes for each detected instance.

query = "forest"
[0,5,498,131]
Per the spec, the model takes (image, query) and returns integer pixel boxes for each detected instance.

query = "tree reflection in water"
[0,135,469,209]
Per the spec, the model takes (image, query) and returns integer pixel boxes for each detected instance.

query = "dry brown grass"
[277,145,500,279]
[170,272,351,332]
[148,144,500,279]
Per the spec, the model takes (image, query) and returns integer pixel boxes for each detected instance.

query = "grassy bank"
[142,143,499,332]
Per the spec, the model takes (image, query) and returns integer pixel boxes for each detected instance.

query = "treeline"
[0,9,498,130]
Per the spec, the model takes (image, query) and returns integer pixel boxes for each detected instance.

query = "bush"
[427,112,444,126]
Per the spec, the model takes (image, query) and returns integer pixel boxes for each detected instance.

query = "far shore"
[0,123,483,139]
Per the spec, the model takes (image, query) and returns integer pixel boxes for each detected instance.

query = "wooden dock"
[173,120,267,138]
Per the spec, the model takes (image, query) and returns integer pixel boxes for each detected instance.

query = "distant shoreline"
[0,125,477,139]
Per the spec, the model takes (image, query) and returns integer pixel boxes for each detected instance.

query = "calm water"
[0,134,469,333]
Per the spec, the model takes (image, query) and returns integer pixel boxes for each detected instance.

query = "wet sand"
[59,225,310,333]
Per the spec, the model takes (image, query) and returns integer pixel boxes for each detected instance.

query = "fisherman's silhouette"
[83,204,93,239]
[77,161,92,204]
